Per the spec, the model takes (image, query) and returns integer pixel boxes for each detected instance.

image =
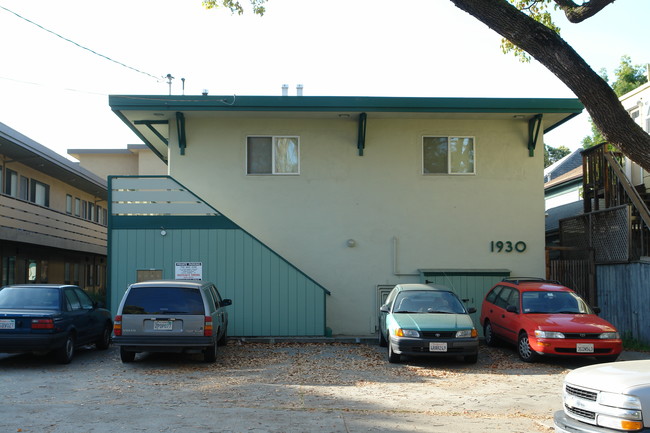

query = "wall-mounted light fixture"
[160,227,167,236]
[346,239,356,248]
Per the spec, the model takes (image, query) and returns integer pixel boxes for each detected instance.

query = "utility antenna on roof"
[181,78,185,96]
[166,74,174,95]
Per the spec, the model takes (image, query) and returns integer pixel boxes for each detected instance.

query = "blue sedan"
[0,284,113,364]
[378,283,479,363]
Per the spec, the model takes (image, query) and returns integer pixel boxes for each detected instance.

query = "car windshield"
[521,291,592,314]
[122,287,205,315]
[393,291,466,314]
[0,287,60,310]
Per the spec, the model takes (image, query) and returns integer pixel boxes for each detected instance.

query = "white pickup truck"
[554,360,650,433]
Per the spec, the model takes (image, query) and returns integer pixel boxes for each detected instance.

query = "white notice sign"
[175,262,202,280]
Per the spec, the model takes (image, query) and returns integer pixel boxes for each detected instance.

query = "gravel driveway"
[1,341,644,433]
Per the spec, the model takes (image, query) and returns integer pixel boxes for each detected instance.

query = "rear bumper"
[390,336,479,357]
[0,333,67,353]
[113,335,214,353]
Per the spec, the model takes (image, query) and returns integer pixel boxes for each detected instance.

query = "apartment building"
[0,122,108,301]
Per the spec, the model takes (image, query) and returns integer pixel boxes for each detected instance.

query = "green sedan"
[378,283,479,364]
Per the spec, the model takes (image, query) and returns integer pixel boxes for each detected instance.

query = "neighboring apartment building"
[107,94,583,337]
[0,123,108,301]
[68,144,167,179]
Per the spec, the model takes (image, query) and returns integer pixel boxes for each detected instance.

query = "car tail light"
[204,316,213,337]
[31,319,54,329]
[113,315,122,336]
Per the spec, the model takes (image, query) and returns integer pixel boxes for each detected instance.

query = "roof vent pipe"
[297,84,303,96]
[282,84,289,96]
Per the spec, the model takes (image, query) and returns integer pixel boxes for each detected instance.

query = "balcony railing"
[559,143,650,262]
[0,193,106,255]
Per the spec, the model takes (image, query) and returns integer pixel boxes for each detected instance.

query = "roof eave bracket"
[357,112,367,156]
[528,114,543,157]
[133,120,169,147]
[176,112,187,155]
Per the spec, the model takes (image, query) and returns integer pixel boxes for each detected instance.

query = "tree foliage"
[582,55,647,148]
[544,144,571,168]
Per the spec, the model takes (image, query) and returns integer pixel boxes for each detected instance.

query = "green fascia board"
[111,215,238,230]
[109,95,583,131]
[420,269,511,277]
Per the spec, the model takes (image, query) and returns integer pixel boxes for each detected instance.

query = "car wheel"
[517,332,538,363]
[484,321,497,347]
[55,333,75,364]
[120,347,136,363]
[95,324,112,350]
[464,354,478,364]
[378,330,387,347]
[387,341,400,363]
[204,341,218,363]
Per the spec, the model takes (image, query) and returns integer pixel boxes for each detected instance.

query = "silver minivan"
[113,280,231,363]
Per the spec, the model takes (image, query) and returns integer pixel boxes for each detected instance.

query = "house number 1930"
[490,241,527,253]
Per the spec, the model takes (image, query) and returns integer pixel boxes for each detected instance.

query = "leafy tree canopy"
[582,55,647,148]
[545,144,571,168]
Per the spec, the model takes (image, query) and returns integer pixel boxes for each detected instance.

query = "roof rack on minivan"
[501,277,561,285]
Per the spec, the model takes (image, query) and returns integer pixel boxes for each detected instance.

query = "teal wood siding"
[108,176,328,337]
[420,269,510,337]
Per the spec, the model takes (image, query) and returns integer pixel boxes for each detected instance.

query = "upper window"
[247,136,300,175]
[423,136,475,175]
[30,180,50,207]
[4,168,18,197]
[66,195,73,214]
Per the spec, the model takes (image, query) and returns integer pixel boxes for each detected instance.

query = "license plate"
[576,343,594,353]
[153,320,173,331]
[429,342,447,352]
[0,319,16,329]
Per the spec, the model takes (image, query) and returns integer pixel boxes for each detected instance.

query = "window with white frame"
[247,136,300,175]
[423,136,475,175]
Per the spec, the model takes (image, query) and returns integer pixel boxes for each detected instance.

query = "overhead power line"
[0,4,162,82]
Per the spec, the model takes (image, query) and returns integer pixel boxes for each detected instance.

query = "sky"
[0,0,648,160]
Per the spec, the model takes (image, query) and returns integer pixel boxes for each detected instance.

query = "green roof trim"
[109,94,583,117]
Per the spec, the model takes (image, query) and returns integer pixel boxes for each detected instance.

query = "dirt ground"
[1,341,642,433]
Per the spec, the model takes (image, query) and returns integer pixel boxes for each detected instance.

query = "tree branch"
[450,0,650,171]
[553,0,616,23]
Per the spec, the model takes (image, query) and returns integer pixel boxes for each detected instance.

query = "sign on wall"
[175,262,203,280]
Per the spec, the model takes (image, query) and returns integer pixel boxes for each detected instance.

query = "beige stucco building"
[68,144,167,179]
[1,122,107,299]
[107,95,582,336]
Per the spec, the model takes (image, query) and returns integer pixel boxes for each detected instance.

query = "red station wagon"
[480,278,622,362]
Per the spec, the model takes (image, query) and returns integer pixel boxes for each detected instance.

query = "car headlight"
[455,329,476,338]
[395,328,420,338]
[599,332,620,339]
[534,330,565,339]
[599,392,642,410]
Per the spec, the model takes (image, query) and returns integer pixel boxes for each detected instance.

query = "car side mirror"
[221,299,232,307]
[506,305,518,314]
[380,305,390,313]
[592,306,601,314]
[466,307,477,314]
